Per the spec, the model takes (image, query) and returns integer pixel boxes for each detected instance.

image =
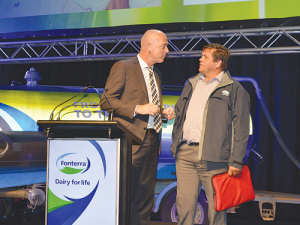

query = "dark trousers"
[131,132,159,225]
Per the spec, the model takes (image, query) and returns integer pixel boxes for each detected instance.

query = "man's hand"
[162,107,175,120]
[228,165,242,177]
[135,103,160,116]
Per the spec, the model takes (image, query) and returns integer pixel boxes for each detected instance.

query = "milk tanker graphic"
[0,68,253,223]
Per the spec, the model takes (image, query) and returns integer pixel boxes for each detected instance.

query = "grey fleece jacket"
[171,71,250,169]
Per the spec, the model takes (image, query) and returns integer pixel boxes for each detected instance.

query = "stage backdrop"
[1,0,300,34]
[1,48,300,196]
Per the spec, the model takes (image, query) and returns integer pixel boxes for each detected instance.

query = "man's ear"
[148,43,151,51]
[216,60,222,69]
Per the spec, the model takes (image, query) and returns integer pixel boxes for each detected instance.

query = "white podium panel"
[46,139,120,225]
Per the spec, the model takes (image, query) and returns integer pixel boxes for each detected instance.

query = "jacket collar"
[216,70,234,88]
[188,70,233,91]
[133,55,162,102]
[133,56,148,98]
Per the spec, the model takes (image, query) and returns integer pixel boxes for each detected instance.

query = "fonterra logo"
[56,153,90,175]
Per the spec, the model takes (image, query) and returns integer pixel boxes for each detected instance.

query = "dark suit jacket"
[100,56,163,154]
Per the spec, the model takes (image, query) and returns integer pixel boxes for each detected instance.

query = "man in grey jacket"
[171,43,250,225]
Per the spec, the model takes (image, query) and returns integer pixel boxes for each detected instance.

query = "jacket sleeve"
[228,84,250,169]
[100,61,137,119]
[170,82,192,157]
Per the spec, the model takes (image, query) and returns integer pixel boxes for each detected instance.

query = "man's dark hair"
[202,43,231,70]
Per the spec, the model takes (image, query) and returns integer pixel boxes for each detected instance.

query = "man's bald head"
[139,29,169,67]
[141,30,166,48]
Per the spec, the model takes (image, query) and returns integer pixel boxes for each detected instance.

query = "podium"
[37,120,142,225]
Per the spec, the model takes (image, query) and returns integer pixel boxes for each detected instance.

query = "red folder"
[212,165,255,211]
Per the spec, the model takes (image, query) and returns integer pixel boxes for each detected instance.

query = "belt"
[145,128,156,134]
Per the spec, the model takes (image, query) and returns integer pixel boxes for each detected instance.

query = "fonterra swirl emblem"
[56,153,90,175]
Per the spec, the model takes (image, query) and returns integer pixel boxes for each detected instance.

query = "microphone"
[89,86,102,104]
[56,103,101,120]
[102,89,114,121]
[56,86,102,120]
[102,88,114,138]
[49,86,88,120]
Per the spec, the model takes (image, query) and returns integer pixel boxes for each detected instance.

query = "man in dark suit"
[100,29,175,225]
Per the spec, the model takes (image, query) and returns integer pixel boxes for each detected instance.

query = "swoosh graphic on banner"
[48,182,99,224]
[0,103,38,131]
[89,140,107,177]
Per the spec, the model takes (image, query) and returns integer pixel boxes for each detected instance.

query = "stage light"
[24,67,41,86]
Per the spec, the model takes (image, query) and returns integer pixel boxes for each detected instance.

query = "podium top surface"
[37,120,142,144]
[38,120,118,128]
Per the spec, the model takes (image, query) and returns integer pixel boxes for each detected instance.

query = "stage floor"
[1,215,300,225]
[1,202,300,225]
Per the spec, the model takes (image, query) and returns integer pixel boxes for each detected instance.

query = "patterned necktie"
[148,68,162,133]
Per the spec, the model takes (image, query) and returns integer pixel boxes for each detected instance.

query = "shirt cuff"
[133,105,138,117]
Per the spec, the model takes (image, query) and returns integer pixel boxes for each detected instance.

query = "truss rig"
[1,26,300,64]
